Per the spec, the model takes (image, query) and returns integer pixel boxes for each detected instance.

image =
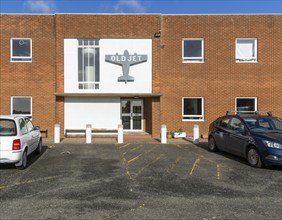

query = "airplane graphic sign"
[105,50,148,84]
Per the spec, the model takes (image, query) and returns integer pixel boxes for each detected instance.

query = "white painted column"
[118,124,123,144]
[193,125,199,144]
[161,124,167,144]
[54,124,60,143]
[86,124,92,144]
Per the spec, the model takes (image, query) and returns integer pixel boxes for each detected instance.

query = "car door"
[24,118,40,152]
[213,116,231,150]
[225,117,249,157]
[18,118,32,154]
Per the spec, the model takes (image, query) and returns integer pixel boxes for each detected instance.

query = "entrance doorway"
[121,99,143,131]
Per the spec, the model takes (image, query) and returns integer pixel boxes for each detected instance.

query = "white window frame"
[10,38,32,62]
[11,96,32,118]
[236,38,257,63]
[77,39,100,90]
[235,97,257,114]
[182,38,204,63]
[182,97,204,121]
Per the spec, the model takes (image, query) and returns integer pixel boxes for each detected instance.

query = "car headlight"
[263,140,282,149]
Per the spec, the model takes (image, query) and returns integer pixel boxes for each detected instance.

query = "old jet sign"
[105,50,147,84]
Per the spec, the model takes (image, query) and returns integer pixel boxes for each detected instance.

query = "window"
[78,39,100,90]
[182,97,204,121]
[236,97,257,114]
[19,119,28,135]
[182,39,204,62]
[236,38,257,62]
[25,118,34,132]
[11,97,32,118]
[0,119,17,136]
[10,38,32,62]
[218,117,231,128]
[229,117,245,131]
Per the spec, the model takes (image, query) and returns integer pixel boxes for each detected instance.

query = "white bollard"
[118,124,123,144]
[193,125,199,144]
[86,124,92,144]
[161,124,167,144]
[54,124,60,143]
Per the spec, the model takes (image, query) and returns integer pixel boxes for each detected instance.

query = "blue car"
[208,112,282,168]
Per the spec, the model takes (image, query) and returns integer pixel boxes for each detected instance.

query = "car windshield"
[0,119,17,136]
[243,117,282,133]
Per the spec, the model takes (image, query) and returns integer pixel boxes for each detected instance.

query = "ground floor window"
[236,97,257,114]
[11,96,32,118]
[182,97,204,121]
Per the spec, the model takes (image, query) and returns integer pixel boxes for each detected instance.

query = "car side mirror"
[34,126,41,131]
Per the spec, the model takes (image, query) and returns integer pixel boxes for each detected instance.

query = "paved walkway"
[43,136,207,145]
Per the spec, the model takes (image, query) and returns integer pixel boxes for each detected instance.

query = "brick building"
[0,14,281,139]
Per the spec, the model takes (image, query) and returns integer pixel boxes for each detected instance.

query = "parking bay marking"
[166,156,182,173]
[136,153,166,176]
[0,175,63,190]
[127,145,159,164]
[173,144,223,179]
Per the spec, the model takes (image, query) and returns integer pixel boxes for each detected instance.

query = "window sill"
[182,119,205,122]
[182,60,204,64]
[236,60,258,63]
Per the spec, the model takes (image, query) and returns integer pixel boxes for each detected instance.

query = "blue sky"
[0,0,281,14]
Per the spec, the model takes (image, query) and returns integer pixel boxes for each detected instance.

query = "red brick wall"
[0,15,56,137]
[160,15,282,137]
[1,14,281,139]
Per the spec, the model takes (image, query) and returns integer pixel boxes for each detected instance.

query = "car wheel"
[19,150,28,169]
[35,139,42,154]
[208,136,218,152]
[247,146,263,168]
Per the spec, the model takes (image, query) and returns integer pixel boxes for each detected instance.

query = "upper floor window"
[236,38,257,62]
[182,97,204,121]
[182,38,204,63]
[236,97,257,114]
[11,96,32,118]
[10,38,32,62]
[78,39,100,90]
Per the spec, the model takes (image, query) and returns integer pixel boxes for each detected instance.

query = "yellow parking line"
[217,164,221,179]
[118,143,130,149]
[167,156,182,173]
[127,145,159,164]
[190,158,200,175]
[137,154,166,176]
[0,175,63,190]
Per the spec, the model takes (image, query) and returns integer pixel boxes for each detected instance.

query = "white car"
[0,115,42,169]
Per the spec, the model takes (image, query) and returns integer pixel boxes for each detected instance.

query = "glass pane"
[133,116,141,130]
[0,119,16,136]
[237,98,255,112]
[184,98,202,115]
[78,48,83,81]
[19,119,28,134]
[236,40,255,58]
[121,101,130,114]
[133,106,141,114]
[12,39,31,57]
[122,116,130,130]
[95,48,100,82]
[184,40,202,58]
[13,97,31,115]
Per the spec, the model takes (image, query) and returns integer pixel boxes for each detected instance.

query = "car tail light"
[12,139,21,150]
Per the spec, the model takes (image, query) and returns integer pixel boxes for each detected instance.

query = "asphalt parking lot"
[0,141,281,220]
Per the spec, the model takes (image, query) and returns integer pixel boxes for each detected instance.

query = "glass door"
[121,99,143,131]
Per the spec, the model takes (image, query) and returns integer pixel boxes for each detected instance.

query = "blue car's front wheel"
[247,146,263,168]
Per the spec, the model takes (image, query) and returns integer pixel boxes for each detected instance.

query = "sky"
[0,0,281,14]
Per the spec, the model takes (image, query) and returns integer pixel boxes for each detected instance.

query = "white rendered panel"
[64,39,152,93]
[64,97,121,130]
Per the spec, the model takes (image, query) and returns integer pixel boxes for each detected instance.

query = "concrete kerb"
[42,137,208,146]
